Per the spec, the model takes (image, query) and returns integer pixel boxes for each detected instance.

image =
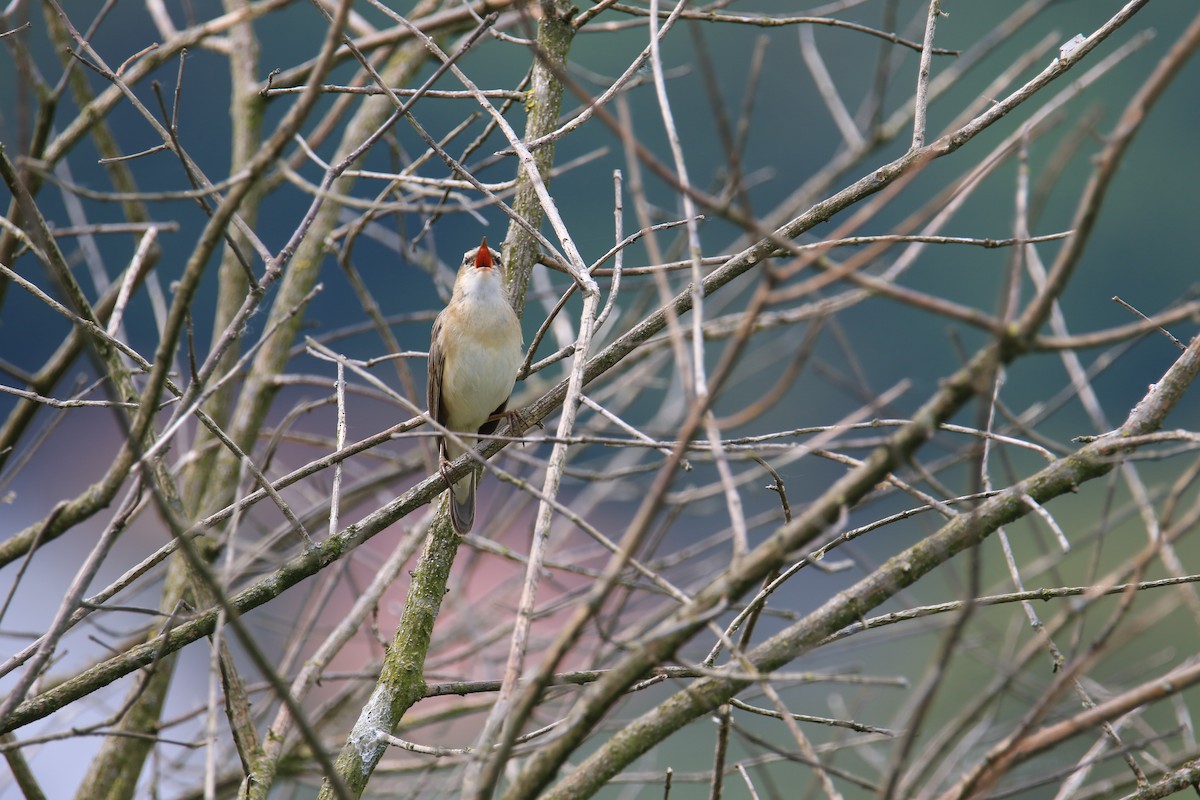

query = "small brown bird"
[427,238,523,533]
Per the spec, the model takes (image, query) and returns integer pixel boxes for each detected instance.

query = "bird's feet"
[489,407,539,435]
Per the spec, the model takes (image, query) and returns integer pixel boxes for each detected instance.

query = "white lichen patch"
[1058,34,1087,62]
[348,685,395,775]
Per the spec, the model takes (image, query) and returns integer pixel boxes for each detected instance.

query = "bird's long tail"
[449,468,476,534]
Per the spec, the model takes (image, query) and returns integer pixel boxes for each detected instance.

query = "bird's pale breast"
[439,282,521,433]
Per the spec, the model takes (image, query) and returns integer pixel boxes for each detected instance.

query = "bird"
[427,237,523,534]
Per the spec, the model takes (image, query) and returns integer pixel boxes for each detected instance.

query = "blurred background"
[2,0,1200,797]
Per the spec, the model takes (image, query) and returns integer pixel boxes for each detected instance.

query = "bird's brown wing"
[428,311,448,459]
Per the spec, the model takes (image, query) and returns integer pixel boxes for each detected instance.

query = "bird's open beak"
[474,237,493,270]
